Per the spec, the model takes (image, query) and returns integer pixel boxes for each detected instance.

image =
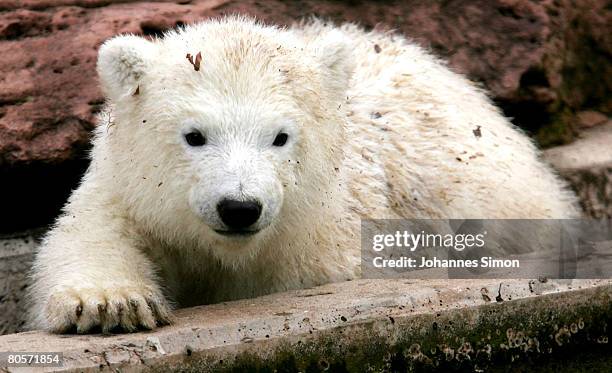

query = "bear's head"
[95,17,353,262]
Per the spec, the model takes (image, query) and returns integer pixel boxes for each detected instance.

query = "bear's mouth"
[214,229,259,238]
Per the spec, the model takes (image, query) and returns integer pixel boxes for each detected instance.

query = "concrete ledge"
[0,279,610,372]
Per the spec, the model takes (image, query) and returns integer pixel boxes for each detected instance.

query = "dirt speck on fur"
[186,52,202,71]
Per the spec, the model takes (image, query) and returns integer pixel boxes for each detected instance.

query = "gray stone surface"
[544,122,612,218]
[0,279,610,372]
[0,232,39,335]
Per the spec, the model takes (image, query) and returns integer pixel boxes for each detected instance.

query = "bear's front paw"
[44,285,172,334]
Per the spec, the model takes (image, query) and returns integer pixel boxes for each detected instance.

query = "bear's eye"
[273,132,289,147]
[185,131,206,147]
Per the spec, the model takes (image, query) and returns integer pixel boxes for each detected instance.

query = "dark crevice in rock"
[140,19,186,38]
[498,6,523,20]
[140,21,165,38]
[520,67,550,88]
[0,158,90,233]
[0,11,53,41]
[496,99,551,135]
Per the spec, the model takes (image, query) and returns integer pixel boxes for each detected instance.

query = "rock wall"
[0,0,610,231]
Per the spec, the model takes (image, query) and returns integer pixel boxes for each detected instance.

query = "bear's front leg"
[30,200,171,334]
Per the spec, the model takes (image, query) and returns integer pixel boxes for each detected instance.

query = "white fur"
[29,16,580,333]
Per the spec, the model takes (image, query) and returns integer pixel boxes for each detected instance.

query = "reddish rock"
[0,0,609,230]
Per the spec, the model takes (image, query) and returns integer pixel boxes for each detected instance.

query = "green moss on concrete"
[152,285,611,372]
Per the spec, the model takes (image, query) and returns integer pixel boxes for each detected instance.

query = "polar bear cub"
[29,16,579,333]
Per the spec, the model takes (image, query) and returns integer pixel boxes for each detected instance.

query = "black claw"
[116,302,124,315]
[146,298,162,324]
[98,303,108,330]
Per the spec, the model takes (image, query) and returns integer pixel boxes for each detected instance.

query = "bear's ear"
[97,35,157,101]
[312,30,354,102]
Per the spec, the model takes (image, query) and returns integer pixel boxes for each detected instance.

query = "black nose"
[217,199,262,230]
